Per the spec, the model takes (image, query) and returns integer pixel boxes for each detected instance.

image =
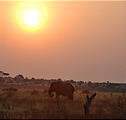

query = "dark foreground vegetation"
[0,74,126,119]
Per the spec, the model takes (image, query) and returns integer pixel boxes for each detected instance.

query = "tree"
[83,93,96,115]
[0,71,10,77]
[15,74,24,81]
[88,81,92,87]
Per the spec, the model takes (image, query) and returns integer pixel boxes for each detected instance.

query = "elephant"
[48,81,75,101]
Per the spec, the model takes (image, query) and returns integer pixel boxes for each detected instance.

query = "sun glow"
[23,9,40,27]
[14,3,49,32]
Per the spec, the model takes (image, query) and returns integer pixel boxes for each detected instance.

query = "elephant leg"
[68,94,74,102]
[56,94,61,110]
[56,94,60,105]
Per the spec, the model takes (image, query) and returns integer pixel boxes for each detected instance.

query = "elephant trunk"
[48,89,53,97]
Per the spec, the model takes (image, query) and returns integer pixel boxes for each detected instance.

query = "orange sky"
[0,1,126,82]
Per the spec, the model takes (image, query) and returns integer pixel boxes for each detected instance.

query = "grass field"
[0,86,126,119]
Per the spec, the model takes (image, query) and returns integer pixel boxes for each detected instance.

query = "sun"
[14,3,49,32]
[23,9,40,27]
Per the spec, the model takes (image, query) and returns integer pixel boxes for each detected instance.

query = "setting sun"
[14,3,49,32]
[23,9,40,27]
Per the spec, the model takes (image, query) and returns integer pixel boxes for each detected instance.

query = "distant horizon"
[0,70,125,83]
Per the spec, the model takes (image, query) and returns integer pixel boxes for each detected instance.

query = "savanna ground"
[0,85,126,119]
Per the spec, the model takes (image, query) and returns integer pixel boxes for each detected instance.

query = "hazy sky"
[0,1,126,82]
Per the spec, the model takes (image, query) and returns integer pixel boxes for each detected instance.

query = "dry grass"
[0,87,126,119]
